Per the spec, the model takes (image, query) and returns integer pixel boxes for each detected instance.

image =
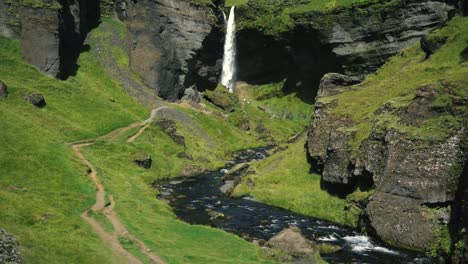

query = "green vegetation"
[80,118,275,264]
[234,0,393,36]
[0,19,277,263]
[233,82,313,142]
[426,225,452,257]
[233,138,349,225]
[320,16,468,155]
[0,33,145,263]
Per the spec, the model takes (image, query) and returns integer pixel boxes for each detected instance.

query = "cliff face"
[306,14,468,255]
[235,0,455,98]
[0,0,100,78]
[125,0,223,101]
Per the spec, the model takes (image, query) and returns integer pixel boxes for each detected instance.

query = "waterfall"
[221,6,237,93]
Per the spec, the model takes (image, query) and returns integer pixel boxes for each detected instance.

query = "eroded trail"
[70,107,168,264]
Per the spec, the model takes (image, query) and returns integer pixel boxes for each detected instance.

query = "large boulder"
[0,229,22,264]
[0,80,8,98]
[134,153,152,169]
[266,227,319,258]
[24,93,46,108]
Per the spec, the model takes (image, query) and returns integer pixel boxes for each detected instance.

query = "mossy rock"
[204,84,239,112]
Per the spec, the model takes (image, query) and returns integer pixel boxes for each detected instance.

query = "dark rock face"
[125,0,223,101]
[0,80,8,98]
[24,93,47,108]
[2,0,100,78]
[460,0,468,16]
[134,154,152,169]
[307,78,467,251]
[0,229,22,264]
[296,0,455,77]
[236,0,454,99]
[20,6,61,77]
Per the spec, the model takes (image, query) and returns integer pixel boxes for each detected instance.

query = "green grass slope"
[0,19,277,263]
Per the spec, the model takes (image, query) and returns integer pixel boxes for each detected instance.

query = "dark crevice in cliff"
[448,157,468,262]
[58,0,101,79]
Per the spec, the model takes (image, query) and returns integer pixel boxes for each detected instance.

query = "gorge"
[0,0,467,263]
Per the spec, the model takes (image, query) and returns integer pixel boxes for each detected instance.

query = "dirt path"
[70,107,168,264]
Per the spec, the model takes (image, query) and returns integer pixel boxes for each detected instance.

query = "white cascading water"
[221,6,237,93]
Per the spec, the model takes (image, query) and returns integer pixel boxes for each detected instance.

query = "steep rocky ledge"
[235,0,455,98]
[306,41,467,258]
[125,0,224,101]
[0,0,100,78]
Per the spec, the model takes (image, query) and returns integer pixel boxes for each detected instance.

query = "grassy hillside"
[0,19,279,263]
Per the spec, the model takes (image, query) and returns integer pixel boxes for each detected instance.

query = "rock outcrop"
[0,0,100,78]
[134,154,152,169]
[236,0,455,98]
[125,0,223,101]
[24,93,47,108]
[307,74,467,252]
[0,229,22,264]
[266,227,319,258]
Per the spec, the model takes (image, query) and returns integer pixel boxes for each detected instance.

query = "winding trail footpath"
[70,107,169,264]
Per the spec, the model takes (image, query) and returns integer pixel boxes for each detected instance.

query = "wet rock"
[266,227,319,258]
[134,154,152,169]
[220,180,235,195]
[24,93,46,108]
[205,209,225,220]
[0,229,22,264]
[223,163,250,181]
[0,80,8,98]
